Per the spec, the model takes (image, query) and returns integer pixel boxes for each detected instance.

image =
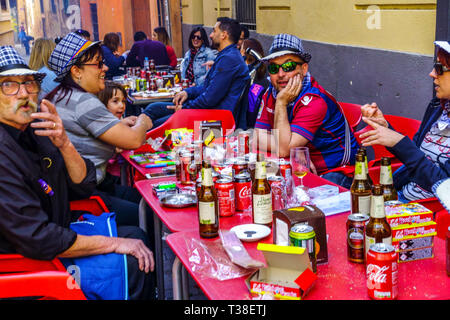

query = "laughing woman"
[359,41,450,202]
[45,32,153,227]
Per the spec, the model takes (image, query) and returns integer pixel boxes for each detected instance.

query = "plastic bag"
[185,236,256,281]
[219,230,265,269]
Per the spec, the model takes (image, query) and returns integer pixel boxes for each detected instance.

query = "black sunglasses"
[81,59,105,69]
[191,35,202,40]
[434,62,450,76]
[267,61,303,75]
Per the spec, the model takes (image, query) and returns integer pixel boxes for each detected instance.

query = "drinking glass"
[290,147,311,190]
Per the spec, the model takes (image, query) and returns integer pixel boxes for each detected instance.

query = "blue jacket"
[102,45,125,79]
[390,97,450,192]
[183,44,249,114]
[180,45,217,86]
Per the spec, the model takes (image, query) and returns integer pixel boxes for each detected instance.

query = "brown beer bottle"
[379,157,398,202]
[198,161,219,238]
[364,184,392,258]
[358,147,373,186]
[351,152,372,214]
[252,154,272,227]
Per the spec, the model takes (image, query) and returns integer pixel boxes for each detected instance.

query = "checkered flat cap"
[262,33,311,63]
[0,46,46,81]
[48,32,100,82]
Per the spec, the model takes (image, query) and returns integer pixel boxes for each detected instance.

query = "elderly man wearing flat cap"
[255,34,359,188]
[0,46,155,300]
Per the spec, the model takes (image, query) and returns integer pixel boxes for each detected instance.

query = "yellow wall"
[183,0,437,55]
[182,0,204,25]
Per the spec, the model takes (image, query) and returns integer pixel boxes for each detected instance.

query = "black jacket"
[0,123,97,260]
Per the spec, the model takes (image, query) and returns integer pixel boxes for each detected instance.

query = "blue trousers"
[143,101,176,128]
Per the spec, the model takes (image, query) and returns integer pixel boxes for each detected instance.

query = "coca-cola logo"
[367,264,388,288]
[238,185,251,198]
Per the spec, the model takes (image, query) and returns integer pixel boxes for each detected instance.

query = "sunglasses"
[267,61,303,74]
[81,59,105,69]
[434,62,450,76]
[191,35,202,41]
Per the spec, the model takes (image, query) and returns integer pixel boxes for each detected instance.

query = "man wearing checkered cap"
[255,34,359,188]
[0,46,155,299]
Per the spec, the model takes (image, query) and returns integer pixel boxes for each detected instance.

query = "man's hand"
[360,102,388,128]
[168,91,188,112]
[113,237,155,273]
[202,60,214,71]
[359,118,404,148]
[30,99,71,149]
[276,74,303,106]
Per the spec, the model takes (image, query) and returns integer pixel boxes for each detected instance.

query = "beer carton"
[391,221,437,242]
[273,205,328,264]
[385,202,433,228]
[246,243,317,300]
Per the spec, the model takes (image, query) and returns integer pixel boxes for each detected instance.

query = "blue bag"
[60,212,129,300]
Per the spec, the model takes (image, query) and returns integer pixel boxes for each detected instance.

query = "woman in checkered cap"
[360,41,450,202]
[45,32,153,228]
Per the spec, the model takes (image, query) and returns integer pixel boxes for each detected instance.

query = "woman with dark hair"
[101,32,128,79]
[152,26,177,68]
[180,27,217,86]
[360,41,450,202]
[46,33,153,227]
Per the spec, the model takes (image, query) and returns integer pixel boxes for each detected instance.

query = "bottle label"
[370,196,386,218]
[255,162,267,180]
[253,194,272,224]
[199,201,216,225]
[354,162,367,180]
[365,236,392,257]
[358,195,371,214]
[201,168,213,186]
[380,165,393,185]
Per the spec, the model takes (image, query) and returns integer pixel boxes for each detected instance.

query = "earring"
[77,77,81,84]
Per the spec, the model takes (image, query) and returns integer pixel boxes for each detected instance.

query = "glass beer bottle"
[365,184,392,258]
[198,161,219,238]
[252,154,273,227]
[351,152,372,214]
[379,157,398,202]
[358,147,373,186]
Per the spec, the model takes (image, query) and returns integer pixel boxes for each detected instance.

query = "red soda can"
[180,151,193,185]
[238,131,250,156]
[215,178,235,217]
[234,173,252,211]
[278,159,292,181]
[366,243,398,300]
[268,175,285,210]
[232,159,248,178]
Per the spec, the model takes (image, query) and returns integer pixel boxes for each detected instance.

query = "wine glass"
[290,147,311,190]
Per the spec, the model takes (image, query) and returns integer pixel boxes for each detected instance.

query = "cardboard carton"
[246,243,317,300]
[273,205,328,264]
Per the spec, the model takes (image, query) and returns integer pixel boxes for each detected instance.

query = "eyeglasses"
[267,61,303,75]
[0,80,40,96]
[81,59,105,69]
[434,62,450,76]
[191,35,202,41]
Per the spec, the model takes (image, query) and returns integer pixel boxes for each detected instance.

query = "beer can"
[232,159,248,177]
[289,224,317,273]
[268,175,285,211]
[347,213,370,263]
[234,173,252,212]
[366,243,398,300]
[238,131,250,156]
[215,178,235,217]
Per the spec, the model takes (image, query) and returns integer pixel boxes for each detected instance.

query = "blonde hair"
[29,38,56,71]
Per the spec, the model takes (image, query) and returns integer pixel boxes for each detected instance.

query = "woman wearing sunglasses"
[45,32,153,227]
[180,27,217,86]
[360,41,450,202]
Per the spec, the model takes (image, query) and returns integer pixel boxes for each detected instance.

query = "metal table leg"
[172,257,190,300]
[153,205,165,300]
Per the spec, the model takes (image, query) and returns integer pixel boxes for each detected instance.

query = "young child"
[98,82,128,120]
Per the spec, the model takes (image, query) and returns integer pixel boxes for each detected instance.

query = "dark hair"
[240,25,249,39]
[45,43,103,104]
[103,32,120,52]
[217,17,241,44]
[74,29,91,39]
[437,47,450,69]
[242,38,266,81]
[153,27,170,46]
[97,81,128,107]
[134,31,147,42]
[188,27,210,49]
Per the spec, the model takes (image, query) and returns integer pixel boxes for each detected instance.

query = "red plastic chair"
[339,102,362,131]
[0,196,109,300]
[145,109,236,141]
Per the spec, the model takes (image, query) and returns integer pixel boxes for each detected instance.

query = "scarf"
[186,47,199,83]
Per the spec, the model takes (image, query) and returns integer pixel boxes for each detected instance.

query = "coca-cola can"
[268,175,285,211]
[366,243,398,300]
[215,178,235,217]
[232,159,248,178]
[278,159,292,181]
[238,131,250,156]
[234,173,252,212]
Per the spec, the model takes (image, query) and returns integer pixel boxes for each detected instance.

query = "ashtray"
[230,224,271,242]
[160,193,197,208]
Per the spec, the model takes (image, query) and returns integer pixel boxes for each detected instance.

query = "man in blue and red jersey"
[255,34,359,188]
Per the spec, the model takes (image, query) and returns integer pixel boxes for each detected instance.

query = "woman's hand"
[361,102,388,128]
[359,118,404,148]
